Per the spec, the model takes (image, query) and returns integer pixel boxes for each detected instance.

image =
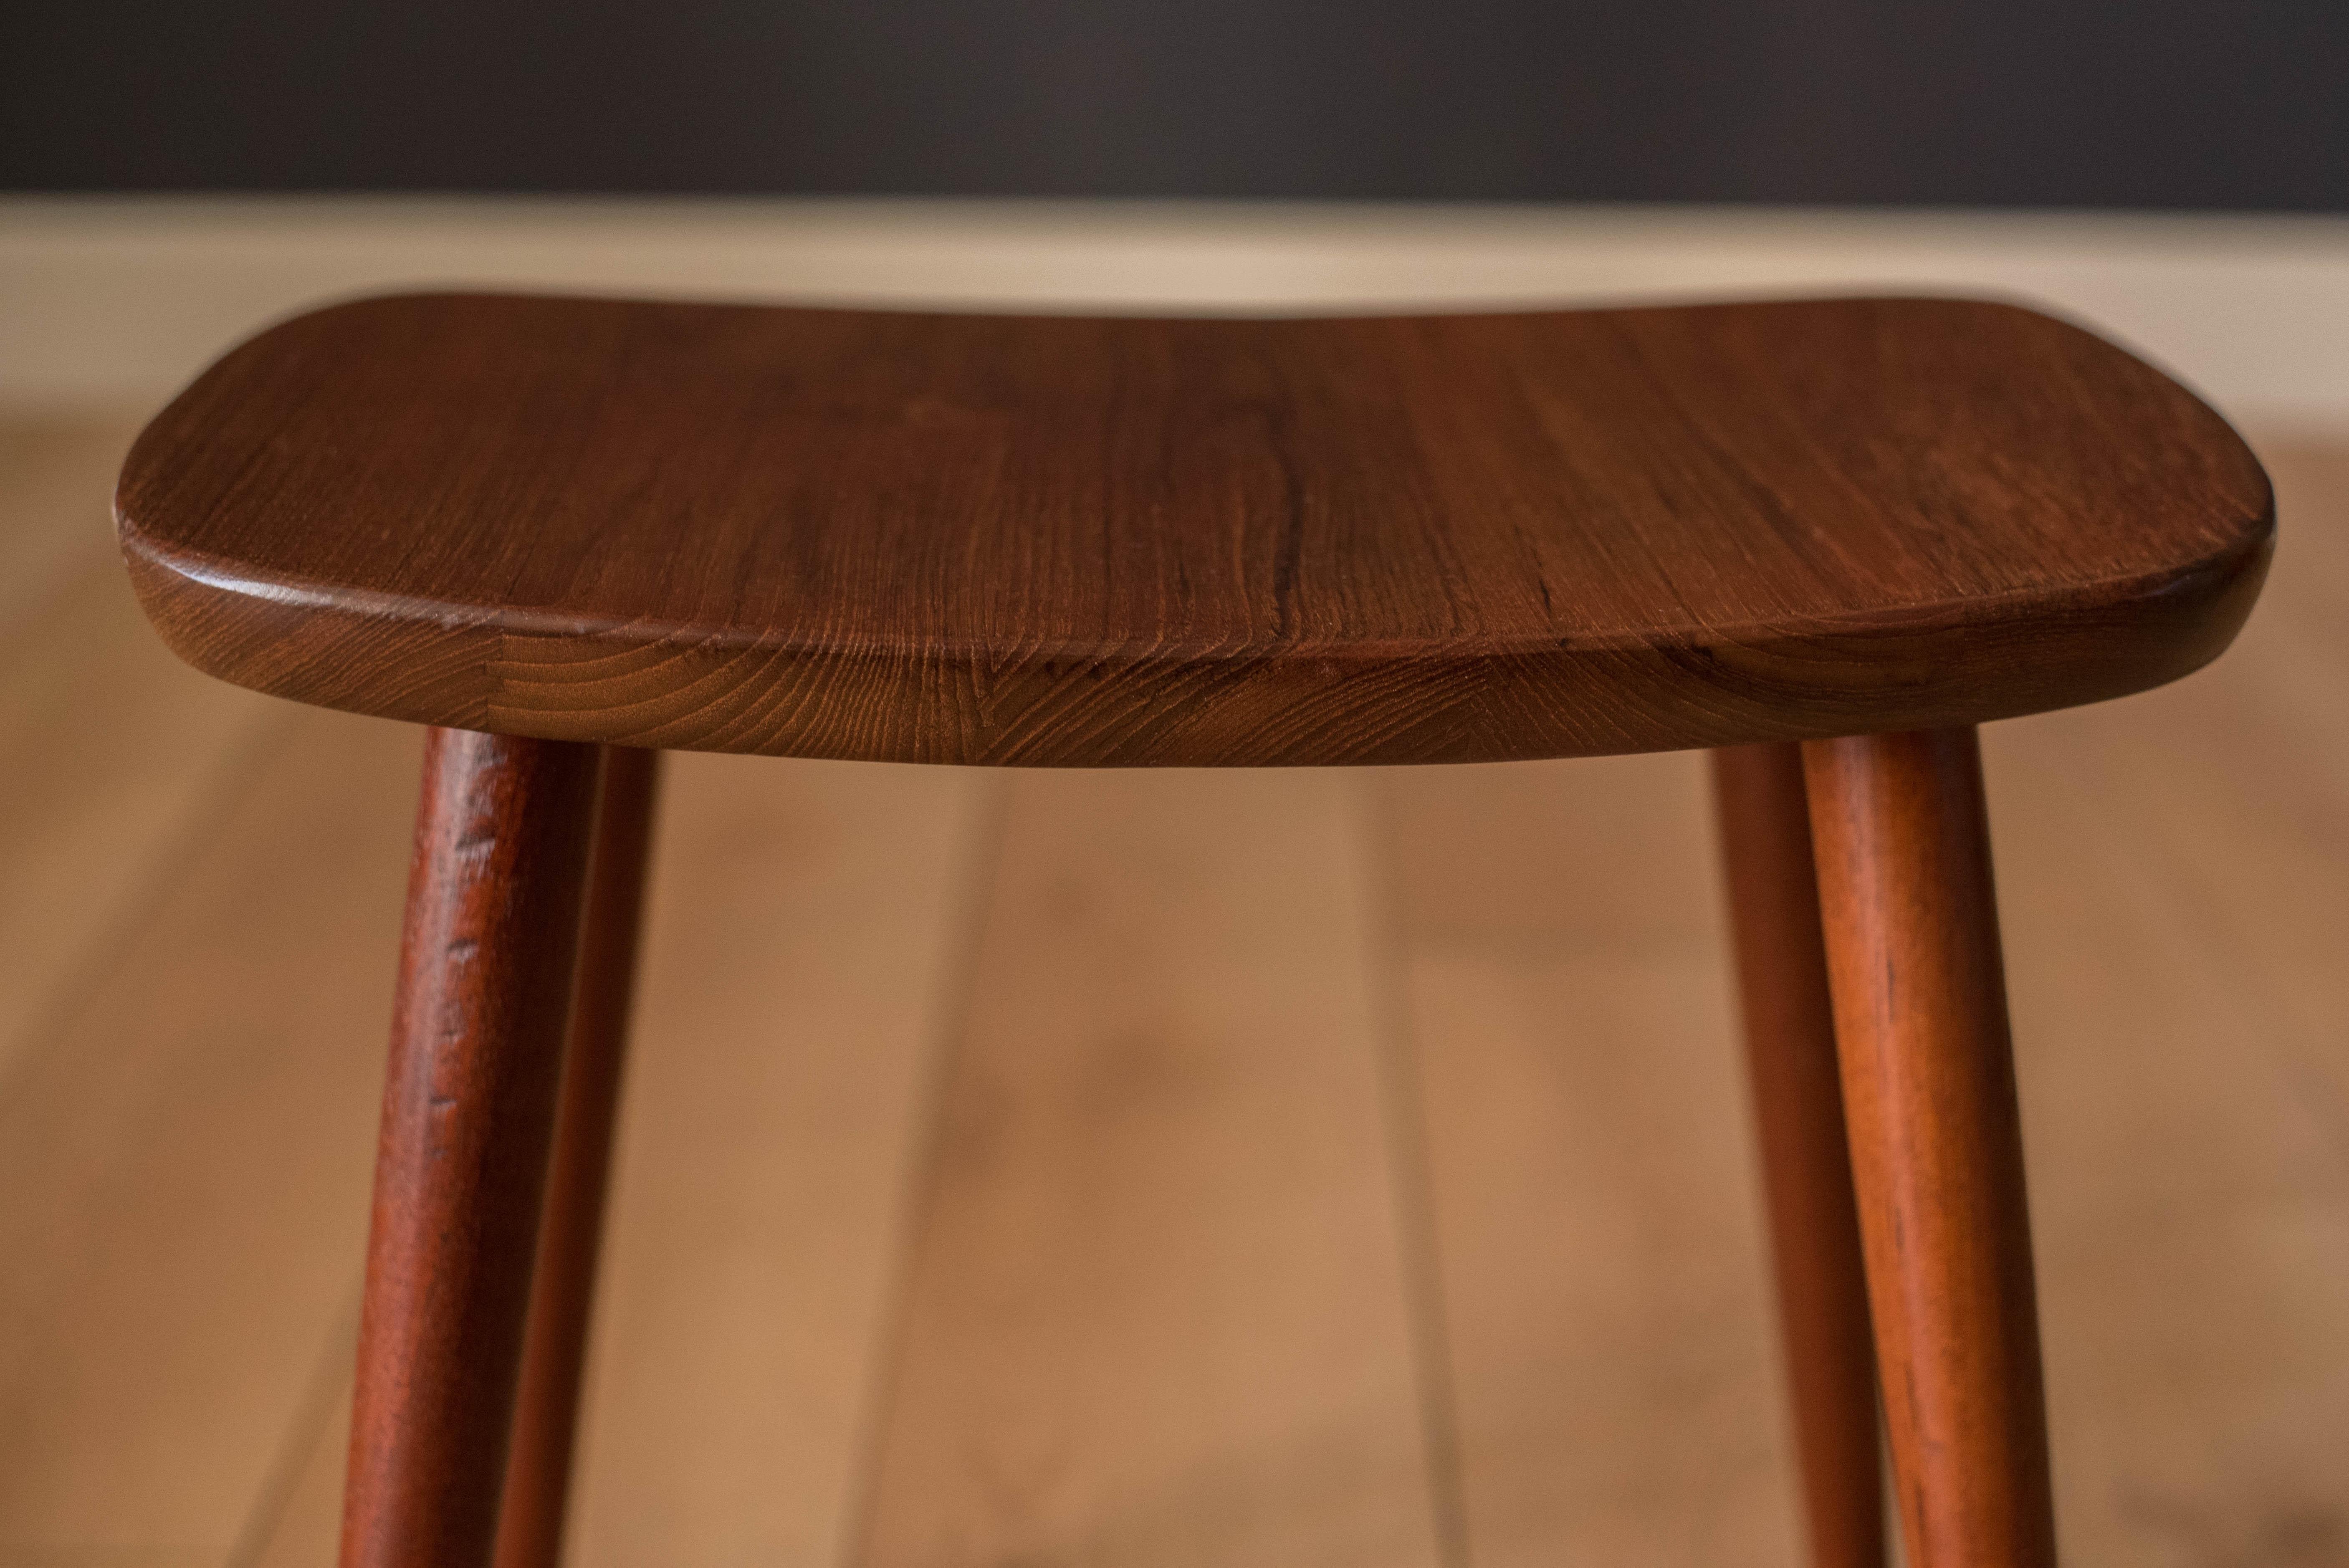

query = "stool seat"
[117,291,2270,765]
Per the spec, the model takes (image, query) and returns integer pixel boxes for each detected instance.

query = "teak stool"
[116,293,2273,1568]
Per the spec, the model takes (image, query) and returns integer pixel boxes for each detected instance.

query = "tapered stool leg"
[1802,729,2057,1568]
[1711,744,1885,1568]
[341,730,607,1568]
[494,747,662,1568]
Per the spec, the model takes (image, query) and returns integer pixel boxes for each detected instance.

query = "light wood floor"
[3,414,2345,1568]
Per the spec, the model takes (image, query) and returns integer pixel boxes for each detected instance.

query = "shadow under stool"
[115,293,2273,1568]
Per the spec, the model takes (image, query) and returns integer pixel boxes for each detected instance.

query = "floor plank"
[564,756,989,1567]
[854,769,1448,1568]
[1378,750,1805,1568]
[235,1351,354,1568]
[1408,948,1802,1568]
[0,485,280,1085]
[1379,750,1718,954]
[1985,709,2349,1565]
[0,412,142,633]
[0,710,417,1559]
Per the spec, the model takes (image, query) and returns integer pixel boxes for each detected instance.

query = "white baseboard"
[6,197,2348,428]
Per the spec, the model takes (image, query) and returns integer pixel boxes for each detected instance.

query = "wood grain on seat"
[116,293,2271,765]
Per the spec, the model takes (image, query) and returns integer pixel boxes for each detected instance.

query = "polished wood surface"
[118,293,2269,765]
[856,770,1444,1564]
[1803,729,2055,1568]
[342,731,603,1568]
[494,747,661,1568]
[1710,744,1883,1568]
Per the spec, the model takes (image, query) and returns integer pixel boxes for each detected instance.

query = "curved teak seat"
[117,292,2270,766]
[116,291,2271,1568]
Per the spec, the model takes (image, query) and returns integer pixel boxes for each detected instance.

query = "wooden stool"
[116,294,2272,1568]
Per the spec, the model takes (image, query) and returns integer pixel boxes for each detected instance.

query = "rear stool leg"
[1711,744,1885,1568]
[495,747,663,1568]
[340,730,607,1568]
[1802,729,2058,1568]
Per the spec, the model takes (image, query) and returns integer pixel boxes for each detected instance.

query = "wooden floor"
[3,413,2346,1567]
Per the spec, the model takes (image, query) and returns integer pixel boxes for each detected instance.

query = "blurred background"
[8,0,2349,204]
[3,4,2347,1566]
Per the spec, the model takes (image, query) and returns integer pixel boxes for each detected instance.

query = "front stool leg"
[341,730,607,1568]
[496,747,663,1568]
[1711,743,1885,1568]
[1802,729,2058,1568]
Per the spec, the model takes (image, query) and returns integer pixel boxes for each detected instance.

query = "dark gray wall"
[7,0,2345,207]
